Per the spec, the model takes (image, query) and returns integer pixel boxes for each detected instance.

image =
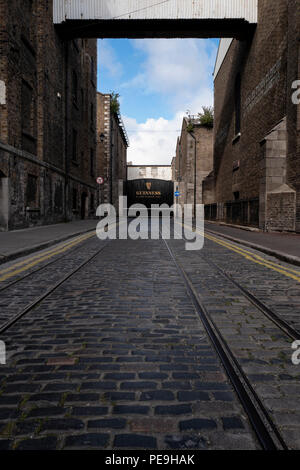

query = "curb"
[0,227,96,266]
[205,228,300,268]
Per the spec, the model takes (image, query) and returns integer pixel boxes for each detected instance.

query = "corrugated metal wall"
[54,0,258,24]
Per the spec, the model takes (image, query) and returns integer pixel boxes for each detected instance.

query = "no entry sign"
[96,177,104,185]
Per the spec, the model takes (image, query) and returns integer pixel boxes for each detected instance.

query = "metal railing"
[205,198,259,227]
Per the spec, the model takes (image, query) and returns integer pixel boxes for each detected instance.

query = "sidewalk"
[205,222,300,266]
[0,219,97,265]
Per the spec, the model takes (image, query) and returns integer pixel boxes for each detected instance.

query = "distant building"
[174,117,213,212]
[96,93,129,210]
[171,157,176,182]
[127,165,172,181]
[0,2,97,231]
[203,0,300,231]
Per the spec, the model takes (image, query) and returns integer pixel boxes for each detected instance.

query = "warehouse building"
[203,0,300,232]
[0,0,97,231]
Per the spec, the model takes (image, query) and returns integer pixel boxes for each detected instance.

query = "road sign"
[97,177,104,185]
[175,191,180,197]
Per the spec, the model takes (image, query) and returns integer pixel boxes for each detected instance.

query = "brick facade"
[96,93,128,211]
[203,0,300,231]
[0,0,97,230]
[174,117,213,211]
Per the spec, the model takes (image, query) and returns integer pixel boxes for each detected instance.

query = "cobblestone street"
[0,223,299,450]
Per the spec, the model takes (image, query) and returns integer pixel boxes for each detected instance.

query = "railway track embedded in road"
[163,237,288,451]
[198,253,300,342]
[0,232,95,294]
[0,239,109,335]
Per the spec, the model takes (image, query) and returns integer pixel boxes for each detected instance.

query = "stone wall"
[203,0,299,231]
[0,0,97,230]
[96,92,128,211]
[175,118,213,211]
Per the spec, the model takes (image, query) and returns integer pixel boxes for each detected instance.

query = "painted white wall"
[213,38,234,81]
[127,166,172,181]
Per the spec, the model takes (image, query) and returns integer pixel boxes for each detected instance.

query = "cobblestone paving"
[203,234,300,333]
[0,235,259,450]
[0,237,104,326]
[169,234,300,450]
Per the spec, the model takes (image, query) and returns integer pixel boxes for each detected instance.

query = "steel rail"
[0,242,109,335]
[0,232,96,294]
[162,237,288,451]
[199,254,300,342]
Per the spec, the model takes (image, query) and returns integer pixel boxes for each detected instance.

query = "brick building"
[174,117,213,212]
[96,92,128,210]
[203,0,300,231]
[171,157,176,182]
[0,0,97,231]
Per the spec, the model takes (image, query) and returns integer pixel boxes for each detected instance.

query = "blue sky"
[97,38,219,165]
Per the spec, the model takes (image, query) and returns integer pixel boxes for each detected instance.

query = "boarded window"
[26,174,37,206]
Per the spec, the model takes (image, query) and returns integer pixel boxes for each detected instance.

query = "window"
[81,88,84,119]
[72,129,77,162]
[91,56,95,81]
[26,174,37,206]
[234,73,241,136]
[72,71,78,103]
[21,80,34,136]
[90,148,95,177]
[72,188,78,210]
[90,103,94,125]
[233,191,240,201]
[90,194,95,211]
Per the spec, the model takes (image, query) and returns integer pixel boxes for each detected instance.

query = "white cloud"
[98,40,123,78]
[124,112,183,166]
[122,38,217,165]
[124,38,217,112]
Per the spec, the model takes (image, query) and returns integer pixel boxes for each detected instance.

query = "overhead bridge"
[53,0,258,39]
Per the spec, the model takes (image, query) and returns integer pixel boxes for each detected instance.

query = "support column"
[259,117,296,231]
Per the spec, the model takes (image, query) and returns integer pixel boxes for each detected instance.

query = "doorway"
[81,192,87,219]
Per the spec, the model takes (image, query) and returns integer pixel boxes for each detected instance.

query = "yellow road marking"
[0,232,96,282]
[0,232,95,275]
[176,222,300,283]
[0,220,123,283]
[205,230,300,275]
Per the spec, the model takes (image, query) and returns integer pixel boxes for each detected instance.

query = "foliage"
[186,122,194,132]
[110,92,120,114]
[198,106,214,128]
